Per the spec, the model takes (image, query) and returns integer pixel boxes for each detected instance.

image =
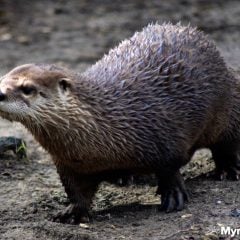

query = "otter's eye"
[20,86,36,95]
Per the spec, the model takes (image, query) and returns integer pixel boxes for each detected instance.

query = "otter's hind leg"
[53,163,99,224]
[211,141,240,180]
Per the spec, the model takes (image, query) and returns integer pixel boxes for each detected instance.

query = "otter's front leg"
[211,142,240,181]
[53,163,99,224]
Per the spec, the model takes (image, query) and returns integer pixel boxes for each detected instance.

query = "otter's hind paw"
[214,168,240,181]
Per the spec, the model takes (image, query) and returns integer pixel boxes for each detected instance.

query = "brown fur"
[0,23,239,223]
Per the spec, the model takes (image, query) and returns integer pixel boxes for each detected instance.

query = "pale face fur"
[0,64,74,124]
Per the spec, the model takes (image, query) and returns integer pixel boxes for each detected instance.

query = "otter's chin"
[0,110,13,122]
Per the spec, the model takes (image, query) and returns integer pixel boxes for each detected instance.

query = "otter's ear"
[59,78,71,92]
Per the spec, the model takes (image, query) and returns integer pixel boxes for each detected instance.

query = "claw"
[213,168,240,181]
[176,189,184,211]
[160,190,176,213]
[213,170,226,181]
[226,169,240,181]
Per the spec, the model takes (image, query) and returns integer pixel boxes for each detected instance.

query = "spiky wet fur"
[0,23,239,222]
[33,23,236,173]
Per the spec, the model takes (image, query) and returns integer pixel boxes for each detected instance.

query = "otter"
[0,23,239,224]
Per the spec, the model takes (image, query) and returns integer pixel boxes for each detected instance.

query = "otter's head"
[0,63,74,126]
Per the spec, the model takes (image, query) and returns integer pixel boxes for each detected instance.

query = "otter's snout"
[0,91,5,101]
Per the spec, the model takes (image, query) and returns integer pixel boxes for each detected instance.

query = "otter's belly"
[55,155,143,175]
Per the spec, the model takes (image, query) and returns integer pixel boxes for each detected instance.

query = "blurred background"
[0,0,239,74]
[0,1,239,239]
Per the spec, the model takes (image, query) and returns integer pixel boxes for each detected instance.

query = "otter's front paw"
[158,186,189,212]
[53,204,90,224]
[157,172,189,212]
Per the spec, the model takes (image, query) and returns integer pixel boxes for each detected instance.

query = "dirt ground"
[0,0,240,239]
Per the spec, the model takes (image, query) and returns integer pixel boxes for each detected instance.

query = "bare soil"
[0,0,239,239]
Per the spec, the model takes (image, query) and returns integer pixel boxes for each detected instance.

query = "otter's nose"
[0,91,5,101]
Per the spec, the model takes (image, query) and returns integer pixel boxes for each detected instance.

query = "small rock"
[109,224,116,229]
[41,27,52,34]
[119,236,125,239]
[181,214,193,219]
[79,223,89,229]
[1,171,11,176]
[230,208,240,217]
[132,222,141,227]
[0,33,12,41]
[54,7,67,15]
[17,35,31,45]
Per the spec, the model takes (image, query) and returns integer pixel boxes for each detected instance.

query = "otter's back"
[83,23,233,151]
